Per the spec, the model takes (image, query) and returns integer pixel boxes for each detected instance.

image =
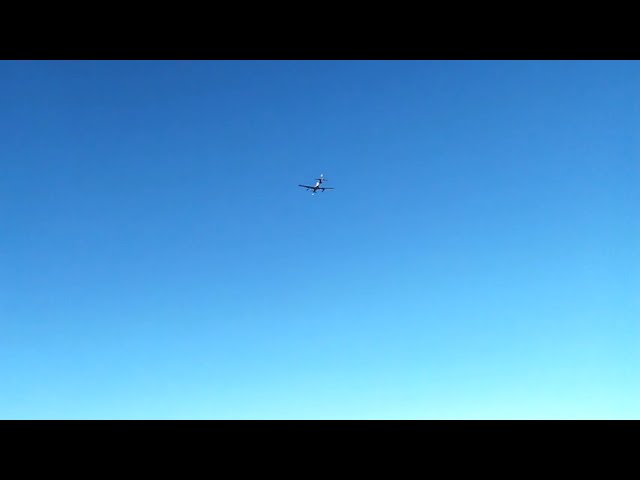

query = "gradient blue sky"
[1,60,637,419]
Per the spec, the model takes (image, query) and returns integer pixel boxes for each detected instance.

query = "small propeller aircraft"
[298,174,334,195]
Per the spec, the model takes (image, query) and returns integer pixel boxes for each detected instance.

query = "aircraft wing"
[298,184,315,189]
[321,187,334,190]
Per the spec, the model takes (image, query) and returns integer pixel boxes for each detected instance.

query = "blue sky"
[1,60,637,419]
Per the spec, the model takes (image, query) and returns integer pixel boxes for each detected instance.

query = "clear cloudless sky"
[1,60,638,419]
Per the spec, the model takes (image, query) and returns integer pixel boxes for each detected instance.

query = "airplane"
[298,174,334,194]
